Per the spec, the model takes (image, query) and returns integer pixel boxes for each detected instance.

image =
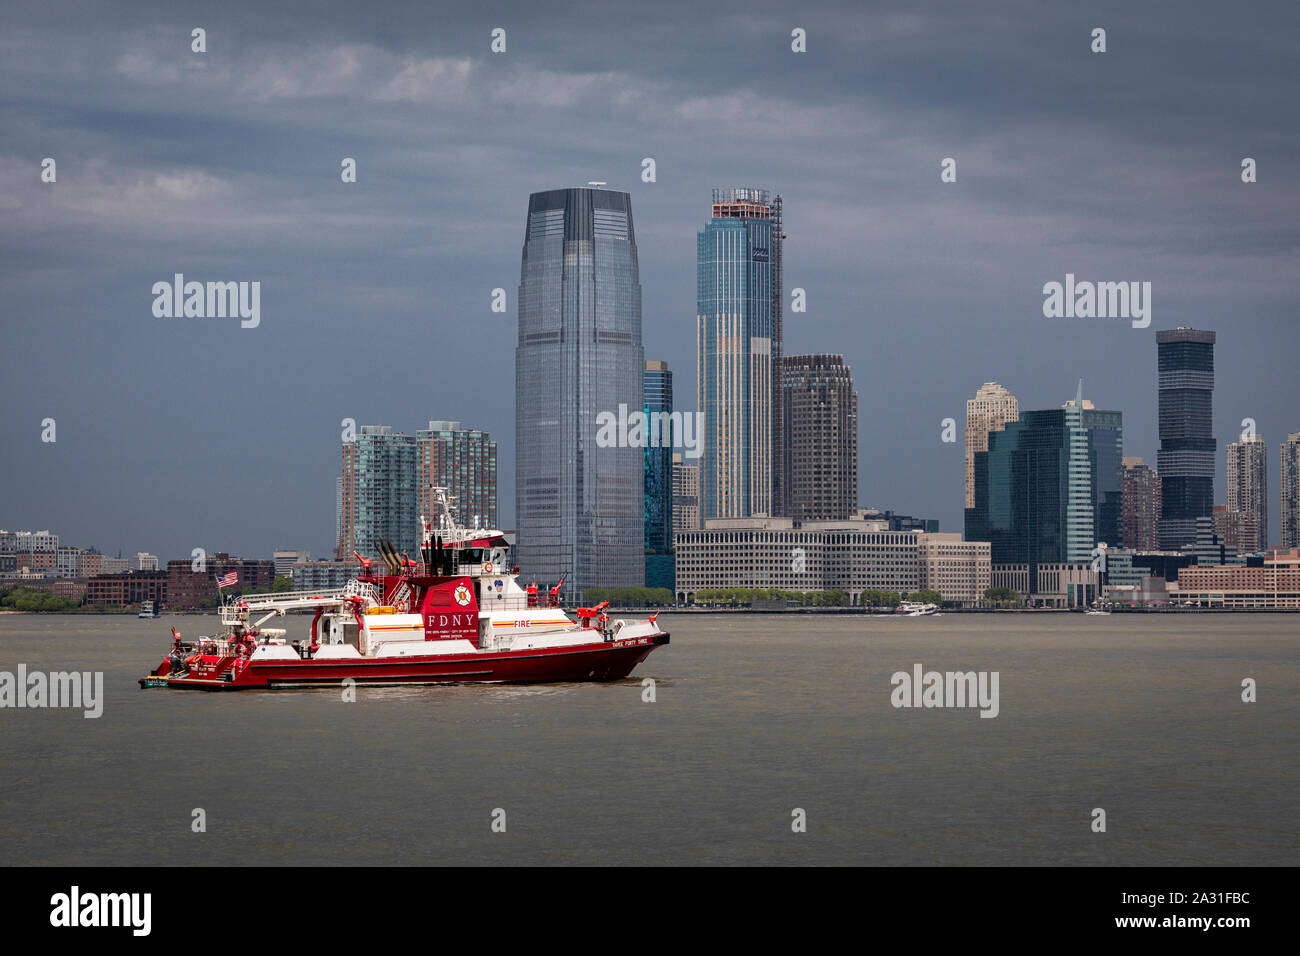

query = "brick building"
[86,570,168,607]
[165,555,276,609]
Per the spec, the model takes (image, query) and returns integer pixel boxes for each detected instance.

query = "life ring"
[396,599,408,612]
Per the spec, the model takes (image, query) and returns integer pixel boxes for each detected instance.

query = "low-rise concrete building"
[918,533,990,605]
[1175,549,1300,608]
[674,517,991,606]
[291,561,353,592]
[992,562,1102,607]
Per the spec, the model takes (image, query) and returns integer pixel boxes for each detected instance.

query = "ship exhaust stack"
[375,540,399,574]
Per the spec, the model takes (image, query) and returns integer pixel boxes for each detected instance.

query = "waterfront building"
[674,516,921,603]
[1176,549,1300,608]
[674,516,990,606]
[989,562,1101,608]
[917,533,991,605]
[164,554,275,609]
[85,570,167,608]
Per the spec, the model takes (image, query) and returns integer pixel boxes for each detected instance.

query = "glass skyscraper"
[1156,328,1216,550]
[966,384,1123,585]
[516,186,644,600]
[339,425,419,564]
[643,361,674,588]
[697,187,780,519]
[416,421,497,530]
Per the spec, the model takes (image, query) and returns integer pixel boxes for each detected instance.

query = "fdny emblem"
[453,585,472,606]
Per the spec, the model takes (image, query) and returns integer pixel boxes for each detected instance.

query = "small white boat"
[138,600,159,619]
[899,602,939,617]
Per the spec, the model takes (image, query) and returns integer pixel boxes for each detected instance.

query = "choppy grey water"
[0,611,1296,866]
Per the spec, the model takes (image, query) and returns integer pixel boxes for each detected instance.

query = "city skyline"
[7,300,1298,568]
[3,3,1299,562]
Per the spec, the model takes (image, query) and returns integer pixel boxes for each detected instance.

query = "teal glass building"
[340,425,419,563]
[966,384,1123,585]
[643,360,674,588]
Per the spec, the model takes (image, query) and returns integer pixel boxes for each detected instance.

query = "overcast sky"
[1,0,1297,562]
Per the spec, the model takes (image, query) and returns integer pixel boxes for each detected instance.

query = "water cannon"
[575,600,610,628]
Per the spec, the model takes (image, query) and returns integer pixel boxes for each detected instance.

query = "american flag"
[217,571,237,589]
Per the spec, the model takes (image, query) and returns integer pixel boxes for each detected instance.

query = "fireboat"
[139,489,669,690]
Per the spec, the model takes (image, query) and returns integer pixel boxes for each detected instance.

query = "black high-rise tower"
[1156,328,1216,550]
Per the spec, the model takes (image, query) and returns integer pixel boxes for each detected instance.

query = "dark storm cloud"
[1,0,1296,559]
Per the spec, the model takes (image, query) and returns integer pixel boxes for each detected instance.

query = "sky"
[1,0,1297,562]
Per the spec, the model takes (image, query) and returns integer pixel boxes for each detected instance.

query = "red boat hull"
[141,633,668,690]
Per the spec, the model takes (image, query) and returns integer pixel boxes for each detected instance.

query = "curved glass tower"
[515,187,644,601]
